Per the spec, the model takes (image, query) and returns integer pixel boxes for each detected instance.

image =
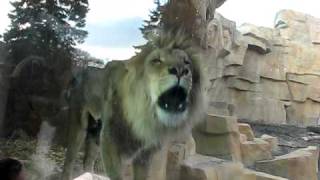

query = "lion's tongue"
[158,86,187,113]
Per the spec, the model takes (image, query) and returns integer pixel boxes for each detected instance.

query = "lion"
[61,30,206,180]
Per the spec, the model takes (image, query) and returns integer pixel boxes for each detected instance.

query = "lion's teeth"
[179,104,183,109]
[165,104,168,109]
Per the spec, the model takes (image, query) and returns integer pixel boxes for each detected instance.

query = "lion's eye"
[151,58,162,65]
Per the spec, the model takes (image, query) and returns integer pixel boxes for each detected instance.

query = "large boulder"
[197,114,239,134]
[240,138,273,166]
[238,123,255,141]
[193,114,242,161]
[180,154,289,180]
[166,135,196,180]
[260,134,279,153]
[180,154,253,180]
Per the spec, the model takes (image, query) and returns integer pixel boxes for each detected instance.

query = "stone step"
[180,154,251,180]
[245,170,288,180]
[260,134,279,153]
[237,123,279,166]
[241,138,273,166]
[193,130,242,161]
[180,154,289,180]
[238,123,255,141]
[197,114,239,134]
[255,146,319,180]
[193,114,242,161]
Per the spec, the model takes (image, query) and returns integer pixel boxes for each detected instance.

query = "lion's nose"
[168,66,189,77]
[168,67,178,76]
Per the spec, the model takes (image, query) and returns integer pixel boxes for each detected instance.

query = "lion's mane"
[114,31,206,146]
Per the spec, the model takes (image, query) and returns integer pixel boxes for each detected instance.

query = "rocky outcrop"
[206,10,320,126]
[194,117,276,167]
[160,116,319,180]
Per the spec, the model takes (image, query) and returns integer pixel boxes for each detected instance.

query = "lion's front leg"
[132,146,165,180]
[101,132,122,180]
[61,110,87,180]
[132,151,152,180]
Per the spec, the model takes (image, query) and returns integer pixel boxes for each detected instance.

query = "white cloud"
[218,0,320,27]
[0,1,13,36]
[87,0,156,24]
[0,0,156,33]
[78,44,137,60]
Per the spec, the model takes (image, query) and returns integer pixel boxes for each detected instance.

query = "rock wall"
[206,10,320,126]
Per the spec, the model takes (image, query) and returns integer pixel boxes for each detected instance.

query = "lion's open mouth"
[157,86,188,113]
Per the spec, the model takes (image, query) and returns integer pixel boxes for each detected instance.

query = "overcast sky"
[0,0,320,60]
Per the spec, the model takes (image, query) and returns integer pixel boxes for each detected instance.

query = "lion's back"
[68,60,127,115]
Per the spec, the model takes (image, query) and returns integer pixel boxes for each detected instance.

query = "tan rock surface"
[259,79,290,101]
[240,138,273,166]
[261,134,279,153]
[239,133,248,143]
[299,146,319,173]
[255,147,319,180]
[224,42,247,66]
[180,155,289,180]
[286,100,320,126]
[193,129,241,161]
[180,154,252,180]
[207,10,320,126]
[247,170,288,180]
[197,114,239,134]
[166,135,196,180]
[237,50,261,83]
[238,123,255,141]
[232,92,287,124]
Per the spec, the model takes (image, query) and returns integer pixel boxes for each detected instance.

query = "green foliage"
[1,1,89,138]
[3,0,89,63]
[140,0,163,40]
